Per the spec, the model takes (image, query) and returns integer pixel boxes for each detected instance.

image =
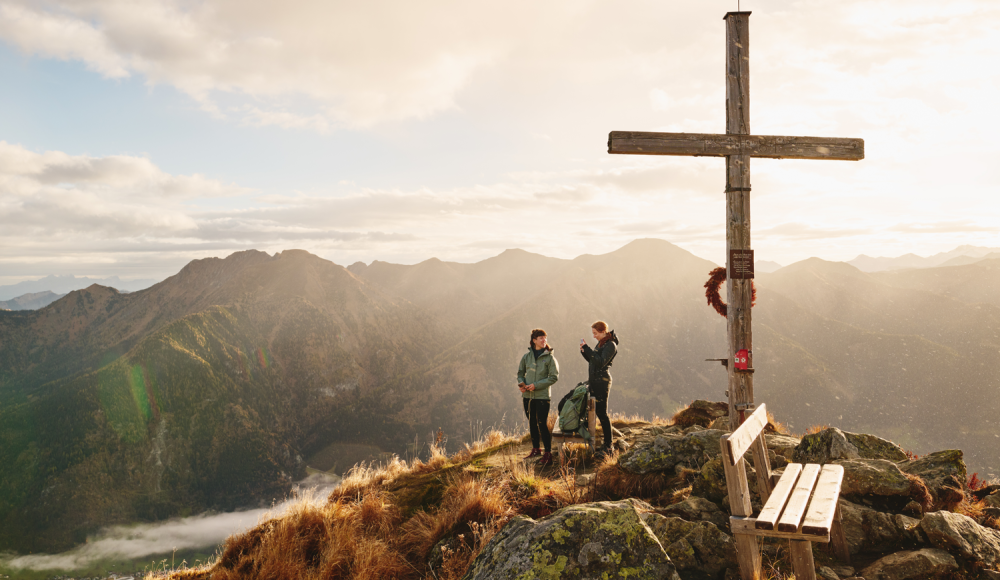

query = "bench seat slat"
[777,463,821,533]
[801,464,845,536]
[756,463,802,531]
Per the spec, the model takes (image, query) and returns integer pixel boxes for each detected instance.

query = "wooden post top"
[724,11,752,19]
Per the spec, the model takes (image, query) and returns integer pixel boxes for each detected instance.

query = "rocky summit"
[151,400,999,580]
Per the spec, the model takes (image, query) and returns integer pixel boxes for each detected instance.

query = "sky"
[1,0,998,285]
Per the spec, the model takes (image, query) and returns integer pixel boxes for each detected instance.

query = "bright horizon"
[2,0,998,284]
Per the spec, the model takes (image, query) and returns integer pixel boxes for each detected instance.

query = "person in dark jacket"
[517,328,559,466]
[580,320,618,455]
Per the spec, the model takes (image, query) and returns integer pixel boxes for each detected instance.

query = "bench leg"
[830,503,851,565]
[788,540,816,580]
[733,534,760,580]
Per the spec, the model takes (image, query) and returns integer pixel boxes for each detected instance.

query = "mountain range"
[1,239,997,554]
[847,244,1000,272]
[0,275,157,301]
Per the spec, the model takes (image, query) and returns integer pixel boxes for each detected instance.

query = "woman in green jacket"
[517,328,559,466]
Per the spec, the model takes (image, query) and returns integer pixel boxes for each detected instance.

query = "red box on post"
[734,349,749,370]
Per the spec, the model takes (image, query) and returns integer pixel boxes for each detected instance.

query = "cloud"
[0,0,505,128]
[2,480,340,572]
[757,222,872,241]
[890,221,998,234]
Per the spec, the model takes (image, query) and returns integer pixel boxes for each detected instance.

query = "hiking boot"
[524,447,541,459]
[537,452,553,466]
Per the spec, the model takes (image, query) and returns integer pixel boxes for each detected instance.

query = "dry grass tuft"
[401,473,512,560]
[765,410,791,435]
[331,457,414,502]
[611,411,670,427]
[904,473,934,513]
[802,425,830,436]
[593,452,671,501]
[204,488,409,580]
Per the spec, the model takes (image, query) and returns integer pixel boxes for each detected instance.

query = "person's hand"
[527,384,535,391]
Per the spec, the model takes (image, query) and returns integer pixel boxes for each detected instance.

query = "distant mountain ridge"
[0,275,157,301]
[848,244,1000,272]
[0,291,65,311]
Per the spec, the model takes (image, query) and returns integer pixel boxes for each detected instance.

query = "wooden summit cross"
[607,12,863,432]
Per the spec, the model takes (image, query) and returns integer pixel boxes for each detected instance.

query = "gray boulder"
[619,429,726,475]
[859,548,959,579]
[794,428,907,464]
[919,510,1000,566]
[838,499,925,555]
[462,499,680,580]
[765,433,802,460]
[838,459,913,497]
[660,496,728,529]
[641,513,737,580]
[900,450,967,501]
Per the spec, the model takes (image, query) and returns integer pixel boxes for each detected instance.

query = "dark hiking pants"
[523,398,551,452]
[594,397,612,448]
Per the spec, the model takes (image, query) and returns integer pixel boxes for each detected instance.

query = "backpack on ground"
[557,382,591,441]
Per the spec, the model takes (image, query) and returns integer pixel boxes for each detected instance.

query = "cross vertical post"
[605,10,863,580]
[725,12,753,433]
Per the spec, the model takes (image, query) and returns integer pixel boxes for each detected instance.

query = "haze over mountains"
[0,275,157,301]
[1,239,997,555]
[847,244,1000,272]
[0,291,65,311]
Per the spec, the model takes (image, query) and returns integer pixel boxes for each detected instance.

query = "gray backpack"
[558,382,591,441]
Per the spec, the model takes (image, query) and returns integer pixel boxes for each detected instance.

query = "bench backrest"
[719,404,774,515]
[721,403,768,467]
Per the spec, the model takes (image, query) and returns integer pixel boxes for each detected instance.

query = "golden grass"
[611,411,671,427]
[802,424,830,436]
[765,410,791,435]
[149,423,597,580]
[904,473,934,512]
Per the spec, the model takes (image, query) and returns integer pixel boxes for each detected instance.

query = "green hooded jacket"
[517,347,559,400]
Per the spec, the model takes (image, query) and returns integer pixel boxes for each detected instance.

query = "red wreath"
[704,267,756,318]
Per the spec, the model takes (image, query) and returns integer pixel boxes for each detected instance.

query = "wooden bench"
[720,404,850,580]
[550,396,597,459]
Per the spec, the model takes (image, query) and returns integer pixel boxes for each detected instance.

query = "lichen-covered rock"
[672,400,729,429]
[838,499,925,555]
[859,548,959,579]
[985,491,1000,509]
[692,456,727,503]
[919,511,1000,566]
[764,433,802,460]
[619,429,726,475]
[660,496,728,529]
[462,499,680,580]
[641,514,737,579]
[794,428,907,464]
[838,459,913,497]
[900,450,967,501]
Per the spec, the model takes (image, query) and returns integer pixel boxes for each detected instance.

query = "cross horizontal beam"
[608,131,864,161]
